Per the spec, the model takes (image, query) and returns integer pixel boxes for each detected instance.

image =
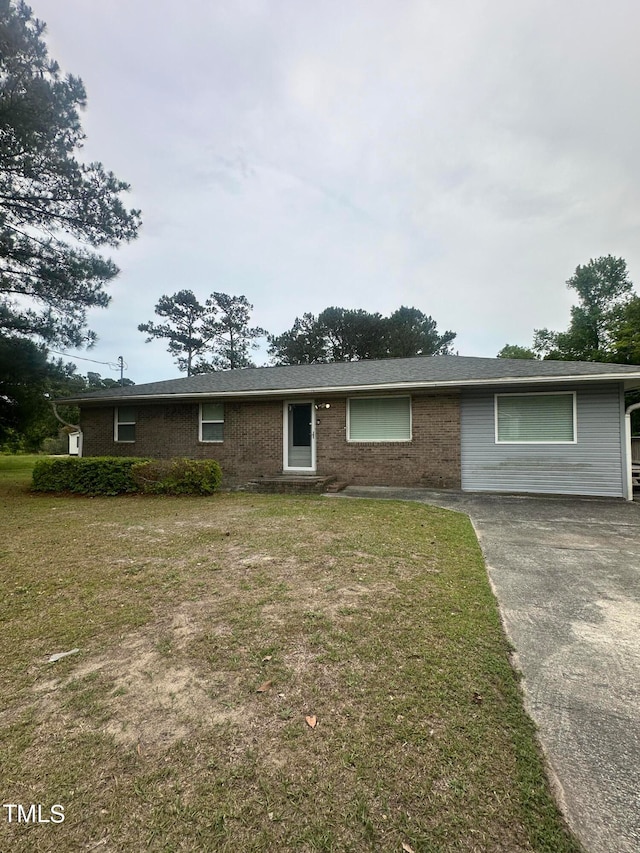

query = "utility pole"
[118,356,125,386]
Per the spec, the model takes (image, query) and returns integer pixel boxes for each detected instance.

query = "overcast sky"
[35,0,640,385]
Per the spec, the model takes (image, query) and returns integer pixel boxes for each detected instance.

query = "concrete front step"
[246,474,347,494]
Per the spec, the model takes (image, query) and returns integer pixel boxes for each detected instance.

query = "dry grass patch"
[0,457,582,852]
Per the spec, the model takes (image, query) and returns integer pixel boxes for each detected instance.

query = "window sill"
[495,440,576,445]
[347,439,412,444]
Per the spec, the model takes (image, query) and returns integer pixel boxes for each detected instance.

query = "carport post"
[625,402,640,500]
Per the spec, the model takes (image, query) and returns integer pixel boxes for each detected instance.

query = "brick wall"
[80,392,461,488]
[80,400,283,484]
[315,393,460,488]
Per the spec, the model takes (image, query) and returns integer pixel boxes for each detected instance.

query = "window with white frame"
[115,406,136,442]
[348,396,411,442]
[200,402,224,442]
[495,392,576,443]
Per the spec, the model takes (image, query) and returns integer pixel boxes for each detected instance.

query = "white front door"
[284,401,316,471]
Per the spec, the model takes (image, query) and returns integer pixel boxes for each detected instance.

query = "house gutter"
[50,400,80,431]
[57,371,640,406]
[624,401,640,501]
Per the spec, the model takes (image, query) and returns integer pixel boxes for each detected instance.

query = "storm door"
[284,401,315,471]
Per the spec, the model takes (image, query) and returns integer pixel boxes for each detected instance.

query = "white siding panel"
[461,384,624,497]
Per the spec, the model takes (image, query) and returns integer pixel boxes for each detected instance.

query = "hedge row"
[130,458,222,495]
[32,457,223,496]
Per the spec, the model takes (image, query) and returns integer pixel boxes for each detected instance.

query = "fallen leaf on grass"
[262,655,272,663]
[402,843,416,853]
[472,691,483,704]
[136,743,142,756]
[305,715,317,728]
[256,680,272,693]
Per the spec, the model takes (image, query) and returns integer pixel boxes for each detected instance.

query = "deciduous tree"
[607,296,640,365]
[496,344,539,359]
[534,256,634,361]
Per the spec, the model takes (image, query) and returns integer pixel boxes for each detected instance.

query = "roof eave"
[60,371,640,406]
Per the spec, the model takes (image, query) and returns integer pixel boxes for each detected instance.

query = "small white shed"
[68,431,81,456]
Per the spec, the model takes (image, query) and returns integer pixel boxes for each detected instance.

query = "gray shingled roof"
[58,355,640,404]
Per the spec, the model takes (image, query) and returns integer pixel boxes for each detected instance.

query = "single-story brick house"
[62,355,640,499]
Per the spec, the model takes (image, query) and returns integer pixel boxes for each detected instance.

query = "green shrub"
[130,458,222,495]
[41,436,68,455]
[32,456,223,496]
[32,457,149,496]
[0,428,31,454]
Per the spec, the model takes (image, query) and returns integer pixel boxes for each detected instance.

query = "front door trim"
[283,400,316,472]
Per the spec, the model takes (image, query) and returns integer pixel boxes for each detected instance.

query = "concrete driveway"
[334,487,640,853]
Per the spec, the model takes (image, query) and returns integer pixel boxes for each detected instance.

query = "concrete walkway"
[332,487,640,853]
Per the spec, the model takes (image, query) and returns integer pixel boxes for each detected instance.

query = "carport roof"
[59,355,640,404]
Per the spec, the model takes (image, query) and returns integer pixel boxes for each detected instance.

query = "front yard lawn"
[0,457,581,852]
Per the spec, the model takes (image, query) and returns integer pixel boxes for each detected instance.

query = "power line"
[49,349,127,372]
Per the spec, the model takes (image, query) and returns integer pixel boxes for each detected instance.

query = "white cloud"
[31,0,640,381]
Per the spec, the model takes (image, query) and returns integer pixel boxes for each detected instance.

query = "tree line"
[0,0,455,448]
[268,305,455,365]
[498,255,640,365]
[495,254,640,432]
[138,293,456,375]
[147,255,640,376]
[1,3,640,452]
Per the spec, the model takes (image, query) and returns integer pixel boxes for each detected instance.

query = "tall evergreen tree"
[268,305,456,365]
[0,0,141,348]
[138,290,215,376]
[139,291,266,373]
[385,306,456,357]
[194,293,266,371]
[317,307,388,362]
[266,312,327,365]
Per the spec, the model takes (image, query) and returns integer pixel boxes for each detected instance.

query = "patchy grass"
[0,456,582,852]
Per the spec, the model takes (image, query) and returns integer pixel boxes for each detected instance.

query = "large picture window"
[115,406,136,442]
[348,396,411,442]
[495,392,576,444]
[200,402,224,442]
